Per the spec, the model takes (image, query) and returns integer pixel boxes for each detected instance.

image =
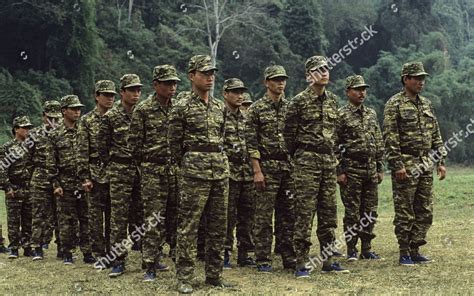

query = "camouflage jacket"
[48,122,81,190]
[284,88,339,168]
[245,94,291,172]
[224,107,253,182]
[383,91,445,171]
[26,125,57,188]
[168,92,229,180]
[0,138,33,191]
[97,101,134,166]
[336,103,384,175]
[77,106,108,184]
[129,94,177,176]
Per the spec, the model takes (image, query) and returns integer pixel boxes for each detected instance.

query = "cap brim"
[266,74,289,80]
[99,90,118,94]
[412,72,430,77]
[349,84,370,88]
[158,76,181,82]
[18,124,33,128]
[225,86,248,91]
[123,83,144,88]
[44,112,62,118]
[197,66,218,72]
[68,103,85,108]
[309,65,329,72]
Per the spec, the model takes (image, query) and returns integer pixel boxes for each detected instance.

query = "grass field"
[0,167,473,295]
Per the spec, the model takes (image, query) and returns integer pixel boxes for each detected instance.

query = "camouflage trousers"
[88,181,110,256]
[293,158,337,269]
[5,187,32,250]
[165,174,179,260]
[254,166,295,266]
[108,162,141,266]
[56,188,91,254]
[392,170,433,255]
[0,224,4,245]
[30,181,59,249]
[225,180,255,259]
[176,176,228,283]
[340,171,379,253]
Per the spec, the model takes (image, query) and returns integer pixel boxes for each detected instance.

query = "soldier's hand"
[82,179,93,192]
[254,171,265,191]
[437,165,447,181]
[6,189,15,198]
[53,187,64,197]
[337,174,348,186]
[377,172,384,184]
[395,168,408,181]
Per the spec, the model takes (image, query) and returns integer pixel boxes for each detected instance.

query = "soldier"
[222,78,256,269]
[77,80,116,266]
[128,65,180,281]
[29,100,63,260]
[49,95,95,265]
[97,74,143,277]
[169,55,233,294]
[284,56,348,277]
[383,62,446,265]
[245,65,296,272]
[240,93,253,112]
[336,75,384,261]
[0,116,34,259]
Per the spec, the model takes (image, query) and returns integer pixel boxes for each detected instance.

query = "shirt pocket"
[423,110,435,130]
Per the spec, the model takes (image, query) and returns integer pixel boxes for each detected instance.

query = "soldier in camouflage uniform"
[240,93,253,113]
[128,65,180,281]
[1,116,34,258]
[97,74,143,277]
[29,101,63,260]
[222,78,256,269]
[284,56,348,276]
[49,95,95,265]
[77,80,116,264]
[169,55,233,294]
[383,62,446,265]
[335,75,384,261]
[245,65,296,272]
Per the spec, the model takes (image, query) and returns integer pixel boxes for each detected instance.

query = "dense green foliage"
[0,0,472,163]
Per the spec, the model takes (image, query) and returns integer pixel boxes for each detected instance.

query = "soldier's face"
[96,92,115,109]
[189,70,215,92]
[63,107,81,122]
[224,89,244,108]
[307,66,330,86]
[15,127,30,140]
[153,80,178,100]
[404,75,426,94]
[346,87,367,106]
[44,116,59,128]
[265,77,287,95]
[121,86,141,105]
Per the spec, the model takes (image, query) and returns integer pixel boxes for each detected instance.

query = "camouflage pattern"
[153,65,181,81]
[77,106,111,255]
[284,87,339,268]
[264,65,289,80]
[401,62,430,77]
[305,55,329,72]
[223,108,255,257]
[223,78,247,91]
[241,93,253,105]
[169,91,229,283]
[1,138,33,250]
[128,93,178,265]
[336,103,384,253]
[49,122,91,255]
[120,74,143,89]
[345,75,370,89]
[12,116,33,128]
[60,95,85,108]
[95,80,117,94]
[173,91,191,105]
[97,101,142,265]
[245,94,295,266]
[43,100,63,118]
[187,55,218,72]
[383,90,445,254]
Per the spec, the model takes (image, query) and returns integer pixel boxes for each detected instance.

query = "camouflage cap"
[401,62,430,77]
[264,65,289,80]
[43,100,62,118]
[188,55,218,73]
[345,75,370,89]
[305,55,328,72]
[242,92,253,105]
[95,80,117,94]
[60,95,85,108]
[153,65,181,81]
[12,116,33,128]
[120,74,143,89]
[223,78,248,91]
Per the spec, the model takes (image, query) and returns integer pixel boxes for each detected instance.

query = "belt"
[400,147,428,157]
[261,152,288,161]
[142,155,169,165]
[228,155,247,164]
[344,153,373,163]
[110,155,134,165]
[186,145,222,153]
[298,143,333,155]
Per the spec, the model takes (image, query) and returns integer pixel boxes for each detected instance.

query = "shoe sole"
[63,262,73,265]
[347,258,358,262]
[109,272,124,278]
[8,256,18,259]
[322,270,350,274]
[223,266,232,270]
[399,263,416,266]
[143,278,156,282]
[32,257,43,261]
[296,275,311,278]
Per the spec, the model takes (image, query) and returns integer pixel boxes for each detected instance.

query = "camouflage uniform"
[169,55,229,284]
[128,65,180,269]
[284,56,339,269]
[336,75,384,255]
[383,62,445,256]
[1,116,34,252]
[29,101,62,252]
[77,81,116,257]
[49,96,91,256]
[222,79,255,262]
[97,74,143,267]
[245,65,295,267]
